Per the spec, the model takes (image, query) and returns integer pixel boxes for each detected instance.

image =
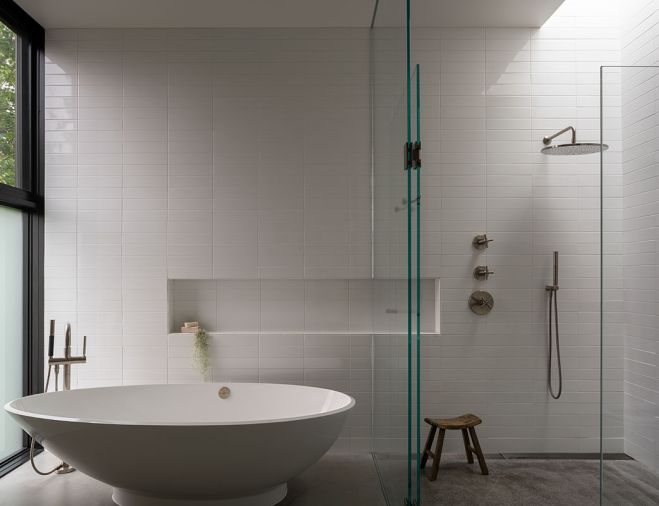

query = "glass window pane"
[0,205,23,460]
[0,22,16,188]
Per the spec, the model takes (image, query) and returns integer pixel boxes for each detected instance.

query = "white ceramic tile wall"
[371,0,624,455]
[44,28,372,452]
[44,29,371,383]
[46,26,371,400]
[45,0,631,458]
[620,0,659,474]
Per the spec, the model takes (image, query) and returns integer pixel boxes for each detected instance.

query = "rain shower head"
[541,126,608,155]
[541,143,607,155]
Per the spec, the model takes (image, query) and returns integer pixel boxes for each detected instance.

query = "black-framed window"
[0,1,44,478]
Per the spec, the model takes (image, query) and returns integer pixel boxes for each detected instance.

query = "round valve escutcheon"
[468,290,494,315]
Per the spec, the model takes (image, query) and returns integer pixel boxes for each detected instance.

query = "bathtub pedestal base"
[112,484,287,506]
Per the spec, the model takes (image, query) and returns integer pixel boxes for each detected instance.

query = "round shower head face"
[541,142,609,155]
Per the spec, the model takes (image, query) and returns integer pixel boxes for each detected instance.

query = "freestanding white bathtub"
[5,383,355,506]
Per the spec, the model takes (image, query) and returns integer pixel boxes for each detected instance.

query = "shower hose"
[548,288,562,399]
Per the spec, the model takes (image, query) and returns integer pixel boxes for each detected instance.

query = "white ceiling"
[379,0,566,28]
[14,0,377,28]
[14,0,564,29]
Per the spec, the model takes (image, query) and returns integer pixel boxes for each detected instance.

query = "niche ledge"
[167,278,440,335]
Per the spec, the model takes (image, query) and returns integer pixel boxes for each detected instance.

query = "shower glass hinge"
[404,141,421,170]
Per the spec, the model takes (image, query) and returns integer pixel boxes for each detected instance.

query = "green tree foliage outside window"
[0,23,15,187]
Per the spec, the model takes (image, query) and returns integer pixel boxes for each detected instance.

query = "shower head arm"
[543,126,576,145]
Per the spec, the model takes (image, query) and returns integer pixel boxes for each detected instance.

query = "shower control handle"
[472,234,493,250]
[468,291,494,315]
[473,265,494,280]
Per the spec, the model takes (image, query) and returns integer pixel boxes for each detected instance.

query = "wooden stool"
[420,413,488,480]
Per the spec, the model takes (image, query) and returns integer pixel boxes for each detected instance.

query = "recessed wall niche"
[168,279,439,335]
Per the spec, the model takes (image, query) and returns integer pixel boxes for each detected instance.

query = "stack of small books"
[181,321,200,333]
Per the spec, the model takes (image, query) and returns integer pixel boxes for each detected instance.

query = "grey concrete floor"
[375,453,659,506]
[2,451,659,506]
[0,452,386,506]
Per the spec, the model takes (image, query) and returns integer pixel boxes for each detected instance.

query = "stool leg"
[420,425,436,470]
[430,428,445,481]
[468,427,488,475]
[461,428,473,464]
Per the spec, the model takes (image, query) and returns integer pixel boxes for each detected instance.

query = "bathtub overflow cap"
[218,386,231,399]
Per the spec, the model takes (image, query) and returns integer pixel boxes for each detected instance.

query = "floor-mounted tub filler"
[5,383,355,506]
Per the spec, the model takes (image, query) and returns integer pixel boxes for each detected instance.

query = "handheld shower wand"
[546,252,562,399]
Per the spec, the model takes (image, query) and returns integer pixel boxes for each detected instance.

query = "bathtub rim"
[4,382,356,427]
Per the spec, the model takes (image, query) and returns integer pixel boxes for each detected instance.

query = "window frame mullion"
[0,0,44,478]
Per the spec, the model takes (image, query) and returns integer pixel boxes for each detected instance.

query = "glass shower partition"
[601,65,659,505]
[409,63,421,506]
[371,1,422,504]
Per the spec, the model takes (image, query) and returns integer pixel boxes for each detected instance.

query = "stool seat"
[421,413,488,480]
[424,413,482,430]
